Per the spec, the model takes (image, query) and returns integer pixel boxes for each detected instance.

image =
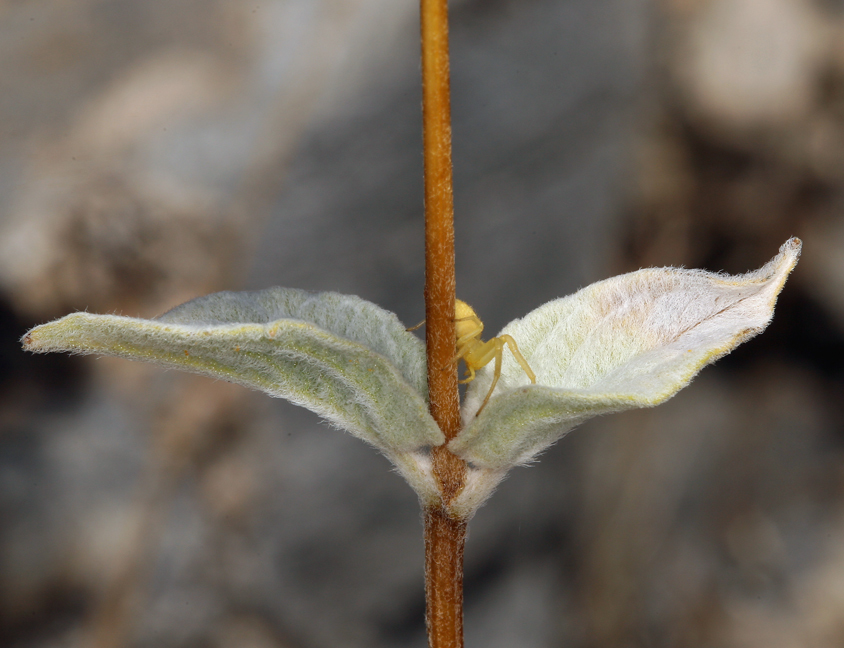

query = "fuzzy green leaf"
[23,288,443,454]
[450,238,801,471]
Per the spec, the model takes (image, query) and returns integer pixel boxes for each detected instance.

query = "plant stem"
[420,0,467,646]
[425,506,468,648]
[421,0,459,446]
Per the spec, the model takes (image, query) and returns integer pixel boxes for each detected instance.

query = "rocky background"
[1,0,843,646]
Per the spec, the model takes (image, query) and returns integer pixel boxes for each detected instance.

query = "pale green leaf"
[450,238,801,470]
[23,288,443,454]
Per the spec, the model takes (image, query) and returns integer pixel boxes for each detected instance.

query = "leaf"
[450,238,801,470]
[23,288,444,455]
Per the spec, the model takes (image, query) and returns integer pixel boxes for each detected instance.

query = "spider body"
[454,299,536,415]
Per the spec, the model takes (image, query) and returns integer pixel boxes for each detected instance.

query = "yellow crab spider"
[406,300,537,416]
[454,299,536,416]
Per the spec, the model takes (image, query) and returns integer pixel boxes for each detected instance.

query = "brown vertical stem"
[425,506,468,648]
[421,0,459,445]
[420,0,467,647]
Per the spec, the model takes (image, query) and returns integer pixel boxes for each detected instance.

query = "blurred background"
[1,0,843,646]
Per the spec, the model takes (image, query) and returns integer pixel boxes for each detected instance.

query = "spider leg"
[500,334,536,383]
[475,340,503,416]
[452,341,474,362]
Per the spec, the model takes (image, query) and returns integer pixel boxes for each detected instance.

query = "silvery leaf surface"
[450,238,801,471]
[22,288,443,456]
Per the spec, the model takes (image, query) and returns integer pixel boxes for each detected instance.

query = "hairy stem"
[420,0,467,646]
[425,506,468,648]
[421,0,459,446]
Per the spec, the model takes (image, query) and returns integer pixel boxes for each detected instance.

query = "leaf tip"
[773,236,802,274]
[785,236,802,251]
[20,315,83,354]
[20,324,48,352]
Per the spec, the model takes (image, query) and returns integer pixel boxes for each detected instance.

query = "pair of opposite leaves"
[23,238,801,519]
